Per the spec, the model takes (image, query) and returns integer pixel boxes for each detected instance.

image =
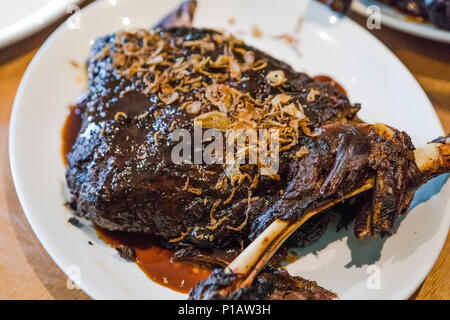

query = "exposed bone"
[226,179,374,277]
[224,138,450,293]
[415,142,450,178]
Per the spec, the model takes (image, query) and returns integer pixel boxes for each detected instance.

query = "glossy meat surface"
[66,27,362,249]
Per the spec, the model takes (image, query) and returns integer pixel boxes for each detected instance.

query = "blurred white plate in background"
[0,0,82,48]
[352,0,450,43]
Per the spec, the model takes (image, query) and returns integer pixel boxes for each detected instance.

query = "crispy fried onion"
[194,111,231,132]
[226,190,252,231]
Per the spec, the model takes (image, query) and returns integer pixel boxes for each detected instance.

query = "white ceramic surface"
[9,0,450,300]
[352,0,450,43]
[0,0,82,48]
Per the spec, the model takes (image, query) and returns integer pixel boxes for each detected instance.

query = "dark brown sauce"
[313,75,347,96]
[62,107,212,294]
[61,105,84,166]
[95,227,212,294]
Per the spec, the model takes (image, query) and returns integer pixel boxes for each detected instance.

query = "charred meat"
[189,267,336,300]
[66,27,362,250]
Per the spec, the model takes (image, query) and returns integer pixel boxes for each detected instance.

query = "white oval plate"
[10,0,450,300]
[0,0,83,49]
[352,0,450,43]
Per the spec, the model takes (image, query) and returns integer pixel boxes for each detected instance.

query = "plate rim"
[9,0,449,300]
[0,0,83,49]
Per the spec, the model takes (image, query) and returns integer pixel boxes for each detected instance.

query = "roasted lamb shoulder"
[66,26,361,249]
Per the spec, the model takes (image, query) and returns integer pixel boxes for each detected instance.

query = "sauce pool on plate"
[95,227,212,294]
[313,75,347,96]
[61,106,212,294]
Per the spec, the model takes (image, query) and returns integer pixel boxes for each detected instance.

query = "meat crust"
[188,267,337,300]
[67,27,421,251]
[66,27,362,249]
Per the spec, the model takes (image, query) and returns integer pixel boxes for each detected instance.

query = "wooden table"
[0,7,448,300]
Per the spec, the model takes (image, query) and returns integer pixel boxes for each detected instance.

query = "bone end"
[415,134,450,175]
